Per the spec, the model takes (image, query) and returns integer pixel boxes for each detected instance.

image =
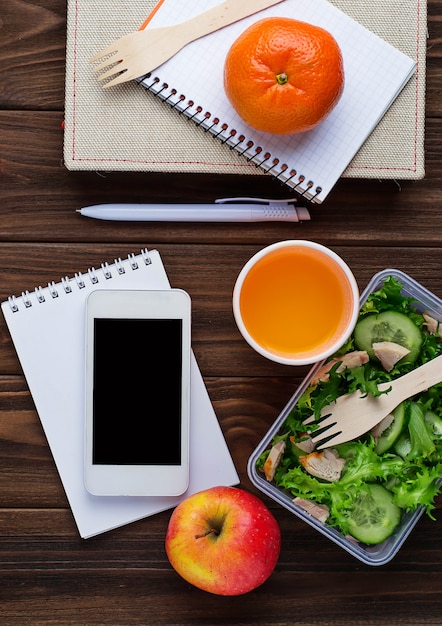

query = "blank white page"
[2,250,239,538]
[140,0,416,203]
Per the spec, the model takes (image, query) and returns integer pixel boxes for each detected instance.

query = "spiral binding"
[7,249,152,313]
[137,74,323,203]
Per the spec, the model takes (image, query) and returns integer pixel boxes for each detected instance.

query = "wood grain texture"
[0,111,441,244]
[0,0,441,623]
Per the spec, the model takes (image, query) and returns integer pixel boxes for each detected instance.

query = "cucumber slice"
[346,484,401,544]
[375,402,406,455]
[394,433,412,458]
[354,311,422,364]
[424,410,442,436]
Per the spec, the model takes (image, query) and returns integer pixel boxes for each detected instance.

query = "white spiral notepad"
[138,0,416,203]
[1,249,239,538]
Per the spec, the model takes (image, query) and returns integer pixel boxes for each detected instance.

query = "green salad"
[257,277,442,545]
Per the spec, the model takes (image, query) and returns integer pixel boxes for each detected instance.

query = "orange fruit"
[224,17,344,135]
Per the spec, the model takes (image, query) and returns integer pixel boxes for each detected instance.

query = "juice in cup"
[233,241,359,365]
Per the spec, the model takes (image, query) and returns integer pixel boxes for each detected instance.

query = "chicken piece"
[299,449,346,482]
[293,497,330,523]
[423,313,442,339]
[310,350,369,385]
[263,440,286,481]
[290,433,315,454]
[372,341,410,371]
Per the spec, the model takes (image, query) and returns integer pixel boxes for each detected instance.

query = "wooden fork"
[90,0,285,88]
[303,353,442,450]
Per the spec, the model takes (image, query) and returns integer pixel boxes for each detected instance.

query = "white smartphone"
[84,289,191,497]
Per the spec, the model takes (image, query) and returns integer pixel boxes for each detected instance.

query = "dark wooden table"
[1,1,441,624]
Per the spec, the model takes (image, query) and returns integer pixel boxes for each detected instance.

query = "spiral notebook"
[1,249,239,539]
[64,0,426,190]
[133,0,416,203]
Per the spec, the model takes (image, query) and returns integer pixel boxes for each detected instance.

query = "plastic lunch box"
[248,269,442,566]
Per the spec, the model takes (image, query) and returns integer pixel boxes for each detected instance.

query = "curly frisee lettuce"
[257,277,442,545]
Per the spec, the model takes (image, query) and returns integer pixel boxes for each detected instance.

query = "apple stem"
[195,517,226,540]
[195,528,220,539]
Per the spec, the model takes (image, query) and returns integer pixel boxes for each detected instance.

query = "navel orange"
[224,17,345,135]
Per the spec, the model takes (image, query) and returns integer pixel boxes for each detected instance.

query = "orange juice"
[234,241,358,364]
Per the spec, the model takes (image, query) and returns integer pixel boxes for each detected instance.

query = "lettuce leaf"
[258,275,442,541]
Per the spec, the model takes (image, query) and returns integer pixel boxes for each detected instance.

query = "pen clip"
[215,197,298,205]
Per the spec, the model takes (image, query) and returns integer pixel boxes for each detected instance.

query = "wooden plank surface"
[0,0,441,624]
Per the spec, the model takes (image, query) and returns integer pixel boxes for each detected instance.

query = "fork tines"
[89,48,124,81]
[94,61,127,84]
[303,413,342,450]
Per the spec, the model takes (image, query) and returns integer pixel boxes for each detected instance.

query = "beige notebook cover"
[64,0,426,182]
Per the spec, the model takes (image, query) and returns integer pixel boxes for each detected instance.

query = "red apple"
[165,485,281,596]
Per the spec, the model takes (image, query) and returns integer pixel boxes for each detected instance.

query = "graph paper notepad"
[1,250,239,538]
[134,0,415,203]
[64,0,426,191]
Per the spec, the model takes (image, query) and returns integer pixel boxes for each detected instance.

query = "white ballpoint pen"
[76,197,311,222]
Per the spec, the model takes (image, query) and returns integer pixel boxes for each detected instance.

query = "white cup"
[233,240,359,366]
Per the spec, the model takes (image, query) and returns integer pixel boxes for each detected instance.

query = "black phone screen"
[92,318,183,465]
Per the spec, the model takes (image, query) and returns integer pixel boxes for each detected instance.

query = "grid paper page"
[140,0,416,203]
